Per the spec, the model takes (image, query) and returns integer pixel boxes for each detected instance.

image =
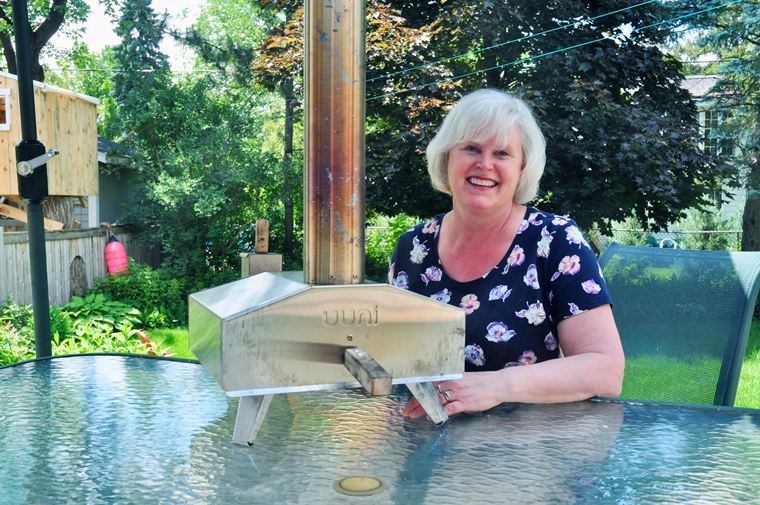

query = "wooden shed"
[0,71,100,229]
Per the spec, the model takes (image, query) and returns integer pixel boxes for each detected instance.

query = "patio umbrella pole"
[12,0,53,358]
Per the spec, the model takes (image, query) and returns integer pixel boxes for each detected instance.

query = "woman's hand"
[403,371,506,418]
[403,305,624,420]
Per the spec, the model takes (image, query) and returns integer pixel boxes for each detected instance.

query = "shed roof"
[0,70,101,105]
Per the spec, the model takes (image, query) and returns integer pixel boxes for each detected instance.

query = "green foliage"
[673,206,742,251]
[46,43,120,140]
[673,1,760,249]
[0,294,174,366]
[610,216,655,247]
[239,1,730,231]
[62,293,142,333]
[0,299,35,365]
[52,322,149,356]
[93,257,186,326]
[0,297,34,331]
[109,0,297,279]
[0,323,34,365]
[92,259,237,326]
[610,205,742,252]
[0,0,92,81]
[365,214,422,282]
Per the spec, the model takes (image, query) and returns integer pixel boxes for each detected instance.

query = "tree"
[181,1,453,261]
[248,1,456,222]
[674,0,760,250]
[0,0,91,82]
[105,0,287,279]
[247,0,729,230]
[46,42,120,140]
[181,0,302,264]
[112,0,171,163]
[377,0,732,232]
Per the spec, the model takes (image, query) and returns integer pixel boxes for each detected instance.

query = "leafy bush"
[63,293,142,330]
[365,214,422,282]
[0,321,34,365]
[92,259,238,326]
[0,296,172,366]
[609,215,654,247]
[673,205,742,251]
[0,297,33,333]
[93,260,186,326]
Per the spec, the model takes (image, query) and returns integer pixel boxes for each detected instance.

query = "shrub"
[0,296,172,366]
[93,260,186,326]
[92,259,239,326]
[365,214,422,282]
[62,293,142,332]
[673,205,742,251]
[0,322,34,365]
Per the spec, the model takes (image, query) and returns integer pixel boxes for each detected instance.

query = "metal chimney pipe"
[303,0,366,285]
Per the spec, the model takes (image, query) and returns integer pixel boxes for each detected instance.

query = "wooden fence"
[0,226,160,307]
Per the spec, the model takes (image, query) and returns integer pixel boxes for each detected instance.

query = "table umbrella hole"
[333,476,388,496]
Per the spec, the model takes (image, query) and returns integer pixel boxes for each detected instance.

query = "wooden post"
[256,219,269,253]
[241,219,283,278]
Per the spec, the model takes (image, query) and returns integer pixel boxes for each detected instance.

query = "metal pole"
[303,0,366,285]
[12,0,52,358]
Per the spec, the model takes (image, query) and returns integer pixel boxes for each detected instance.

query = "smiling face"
[446,128,525,218]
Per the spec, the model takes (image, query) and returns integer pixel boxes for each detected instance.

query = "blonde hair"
[426,89,546,204]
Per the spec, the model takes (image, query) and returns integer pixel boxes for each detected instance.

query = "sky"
[48,0,203,69]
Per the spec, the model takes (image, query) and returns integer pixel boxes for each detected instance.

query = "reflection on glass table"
[1,355,759,504]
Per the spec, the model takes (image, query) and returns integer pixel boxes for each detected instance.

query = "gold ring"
[443,390,451,402]
[436,384,442,394]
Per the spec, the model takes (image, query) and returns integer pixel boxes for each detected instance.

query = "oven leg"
[233,394,274,446]
[406,382,449,426]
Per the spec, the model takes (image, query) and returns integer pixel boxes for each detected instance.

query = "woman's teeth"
[468,177,496,187]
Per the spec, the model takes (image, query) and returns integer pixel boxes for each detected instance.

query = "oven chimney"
[188,0,465,447]
[303,0,366,285]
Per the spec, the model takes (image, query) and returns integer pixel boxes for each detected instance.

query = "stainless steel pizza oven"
[189,0,465,446]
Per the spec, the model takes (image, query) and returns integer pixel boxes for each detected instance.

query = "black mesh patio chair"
[598,242,760,406]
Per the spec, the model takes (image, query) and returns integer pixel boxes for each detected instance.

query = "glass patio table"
[1,355,759,504]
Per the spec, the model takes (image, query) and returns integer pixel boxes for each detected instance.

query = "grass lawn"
[154,321,760,409]
[736,319,760,409]
[146,326,194,359]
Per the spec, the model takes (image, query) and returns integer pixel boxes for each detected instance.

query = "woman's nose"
[477,153,494,170]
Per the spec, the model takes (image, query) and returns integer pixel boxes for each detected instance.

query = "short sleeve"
[544,220,612,323]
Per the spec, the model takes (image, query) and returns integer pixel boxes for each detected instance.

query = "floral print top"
[387,207,612,372]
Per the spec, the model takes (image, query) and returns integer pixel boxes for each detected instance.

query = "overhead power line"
[367,0,659,83]
[367,0,746,101]
[45,0,743,103]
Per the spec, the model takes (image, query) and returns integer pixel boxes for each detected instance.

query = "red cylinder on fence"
[105,233,129,276]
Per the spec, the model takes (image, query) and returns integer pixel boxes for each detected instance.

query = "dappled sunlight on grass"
[146,326,194,360]
[619,355,721,405]
[736,321,760,409]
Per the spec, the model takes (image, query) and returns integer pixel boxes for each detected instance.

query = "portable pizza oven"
[189,0,465,446]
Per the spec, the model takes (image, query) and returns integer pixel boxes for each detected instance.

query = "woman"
[388,89,624,419]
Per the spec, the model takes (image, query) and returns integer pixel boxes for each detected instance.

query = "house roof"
[98,136,133,165]
[0,70,101,105]
[682,75,722,100]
